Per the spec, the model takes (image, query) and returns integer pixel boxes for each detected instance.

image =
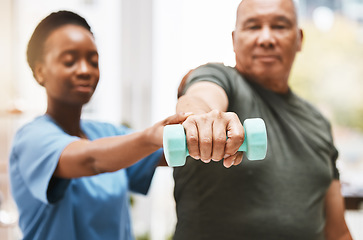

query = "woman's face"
[36,24,99,107]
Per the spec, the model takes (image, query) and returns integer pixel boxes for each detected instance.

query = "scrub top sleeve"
[108,123,161,194]
[126,148,163,195]
[117,125,134,135]
[12,121,79,204]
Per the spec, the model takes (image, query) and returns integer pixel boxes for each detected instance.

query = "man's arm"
[324,180,353,240]
[176,81,244,167]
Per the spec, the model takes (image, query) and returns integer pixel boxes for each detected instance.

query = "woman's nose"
[77,60,92,78]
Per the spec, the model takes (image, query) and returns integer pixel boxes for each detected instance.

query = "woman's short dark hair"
[27,10,93,74]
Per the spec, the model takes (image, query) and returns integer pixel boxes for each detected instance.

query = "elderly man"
[173,0,352,239]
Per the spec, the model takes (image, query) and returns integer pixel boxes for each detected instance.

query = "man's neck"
[236,67,290,94]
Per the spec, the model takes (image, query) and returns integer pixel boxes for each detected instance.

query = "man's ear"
[231,30,236,53]
[297,29,304,52]
[34,61,45,86]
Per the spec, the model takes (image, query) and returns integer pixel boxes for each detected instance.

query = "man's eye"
[63,61,75,67]
[249,25,260,30]
[272,25,287,29]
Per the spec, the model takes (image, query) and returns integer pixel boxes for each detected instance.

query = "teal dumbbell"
[163,118,267,167]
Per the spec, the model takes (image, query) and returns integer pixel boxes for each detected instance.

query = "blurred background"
[0,0,362,239]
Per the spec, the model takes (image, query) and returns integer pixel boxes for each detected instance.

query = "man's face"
[232,0,302,86]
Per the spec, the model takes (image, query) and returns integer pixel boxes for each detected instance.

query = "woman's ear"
[34,61,45,86]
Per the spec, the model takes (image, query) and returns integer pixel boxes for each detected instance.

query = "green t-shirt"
[173,63,339,240]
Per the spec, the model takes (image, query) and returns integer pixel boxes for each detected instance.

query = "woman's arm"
[54,113,189,178]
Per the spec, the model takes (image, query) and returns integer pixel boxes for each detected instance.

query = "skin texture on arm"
[324,180,353,240]
[54,113,189,178]
[177,81,228,113]
[176,81,244,168]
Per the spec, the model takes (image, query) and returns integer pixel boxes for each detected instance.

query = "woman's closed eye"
[61,53,76,67]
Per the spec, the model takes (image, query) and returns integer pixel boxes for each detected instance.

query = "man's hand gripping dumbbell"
[163,114,267,167]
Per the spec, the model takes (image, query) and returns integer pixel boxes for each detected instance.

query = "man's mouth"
[253,55,280,63]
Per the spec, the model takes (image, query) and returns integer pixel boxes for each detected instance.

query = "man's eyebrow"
[243,18,259,25]
[274,16,293,25]
[242,16,294,25]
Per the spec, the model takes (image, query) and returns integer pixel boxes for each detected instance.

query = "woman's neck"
[46,104,84,137]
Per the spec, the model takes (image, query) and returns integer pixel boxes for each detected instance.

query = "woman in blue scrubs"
[9,10,187,240]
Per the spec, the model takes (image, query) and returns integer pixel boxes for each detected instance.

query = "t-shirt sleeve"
[319,116,340,180]
[328,123,340,180]
[11,120,79,204]
[182,63,234,103]
[331,146,339,179]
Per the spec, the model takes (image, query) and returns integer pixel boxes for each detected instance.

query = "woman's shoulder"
[15,115,60,137]
[81,119,133,137]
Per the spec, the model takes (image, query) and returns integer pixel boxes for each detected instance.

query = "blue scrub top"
[9,115,162,240]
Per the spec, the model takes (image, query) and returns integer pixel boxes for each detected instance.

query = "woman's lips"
[75,85,94,93]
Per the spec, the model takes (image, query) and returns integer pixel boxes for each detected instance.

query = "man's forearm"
[176,95,213,114]
[176,81,229,114]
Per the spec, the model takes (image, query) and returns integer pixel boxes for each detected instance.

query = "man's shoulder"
[292,92,332,128]
[195,62,236,73]
[188,62,243,85]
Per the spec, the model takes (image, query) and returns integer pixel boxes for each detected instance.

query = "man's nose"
[257,26,276,48]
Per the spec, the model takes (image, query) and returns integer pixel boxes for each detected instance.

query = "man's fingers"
[197,121,213,162]
[233,152,243,166]
[180,111,245,166]
[211,120,227,161]
[223,152,243,168]
[223,154,238,168]
[224,113,244,157]
[182,120,200,160]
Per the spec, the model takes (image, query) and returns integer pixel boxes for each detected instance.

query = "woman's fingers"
[163,112,193,125]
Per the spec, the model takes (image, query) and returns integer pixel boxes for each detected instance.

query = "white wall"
[151,0,241,123]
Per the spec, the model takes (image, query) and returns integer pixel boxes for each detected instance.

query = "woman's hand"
[144,112,193,148]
